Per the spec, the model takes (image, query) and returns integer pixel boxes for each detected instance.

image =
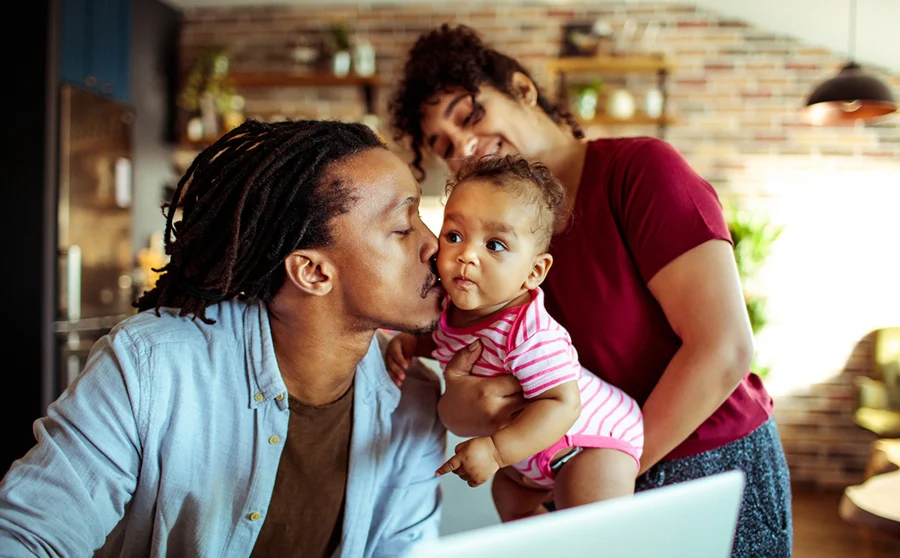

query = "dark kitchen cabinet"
[60,0,131,102]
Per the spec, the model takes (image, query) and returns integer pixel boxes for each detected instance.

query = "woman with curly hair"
[389,24,791,557]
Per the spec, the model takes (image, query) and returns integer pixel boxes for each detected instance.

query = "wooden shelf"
[227,72,381,88]
[546,55,671,76]
[579,114,676,127]
[173,71,382,150]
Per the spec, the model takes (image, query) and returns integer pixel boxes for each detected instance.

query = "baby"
[386,155,644,521]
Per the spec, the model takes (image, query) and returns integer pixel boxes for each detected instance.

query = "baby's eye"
[486,240,507,252]
[445,232,462,243]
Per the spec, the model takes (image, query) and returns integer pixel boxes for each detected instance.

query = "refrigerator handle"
[66,245,81,322]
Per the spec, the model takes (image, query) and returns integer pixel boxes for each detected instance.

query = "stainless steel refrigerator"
[55,84,136,392]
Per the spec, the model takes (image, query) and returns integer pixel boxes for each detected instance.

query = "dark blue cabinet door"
[112,0,131,102]
[90,0,117,98]
[60,0,90,87]
[60,0,131,102]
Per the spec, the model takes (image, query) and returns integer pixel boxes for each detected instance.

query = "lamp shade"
[802,62,898,125]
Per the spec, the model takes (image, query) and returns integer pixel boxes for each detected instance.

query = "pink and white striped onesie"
[432,288,643,488]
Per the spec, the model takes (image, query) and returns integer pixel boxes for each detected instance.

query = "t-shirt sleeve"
[610,138,732,283]
[505,328,579,399]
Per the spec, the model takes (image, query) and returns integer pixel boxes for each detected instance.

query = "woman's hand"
[438,340,527,437]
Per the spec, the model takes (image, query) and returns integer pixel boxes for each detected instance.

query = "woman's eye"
[486,240,506,252]
[445,232,461,243]
[463,102,484,127]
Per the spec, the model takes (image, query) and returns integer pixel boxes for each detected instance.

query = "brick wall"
[177,2,900,489]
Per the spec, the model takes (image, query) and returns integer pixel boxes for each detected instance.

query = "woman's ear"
[510,71,539,107]
[523,253,553,290]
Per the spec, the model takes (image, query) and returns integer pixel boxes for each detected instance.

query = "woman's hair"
[135,119,384,324]
[446,154,570,251]
[389,23,583,181]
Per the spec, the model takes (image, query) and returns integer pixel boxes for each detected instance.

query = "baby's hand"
[436,436,504,487]
[385,332,418,387]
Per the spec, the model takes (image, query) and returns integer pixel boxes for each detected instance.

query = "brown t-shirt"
[250,384,354,558]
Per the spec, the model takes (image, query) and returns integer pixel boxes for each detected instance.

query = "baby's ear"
[523,253,553,290]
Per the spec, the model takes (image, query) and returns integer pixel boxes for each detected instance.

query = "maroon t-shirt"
[543,137,773,461]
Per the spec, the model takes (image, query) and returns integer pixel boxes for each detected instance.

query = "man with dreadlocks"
[0,119,466,557]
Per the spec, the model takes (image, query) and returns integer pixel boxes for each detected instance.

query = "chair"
[841,328,900,555]
[838,439,900,556]
[852,327,900,438]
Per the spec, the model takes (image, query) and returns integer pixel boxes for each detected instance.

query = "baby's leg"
[491,467,554,522]
[553,448,637,509]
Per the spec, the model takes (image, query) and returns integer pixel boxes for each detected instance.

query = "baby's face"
[437,179,544,313]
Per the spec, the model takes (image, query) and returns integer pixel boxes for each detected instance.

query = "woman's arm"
[638,239,754,474]
[436,340,527,437]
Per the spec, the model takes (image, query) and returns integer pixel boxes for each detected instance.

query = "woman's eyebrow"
[427,93,470,148]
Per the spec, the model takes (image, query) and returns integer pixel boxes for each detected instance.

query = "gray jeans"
[636,417,793,557]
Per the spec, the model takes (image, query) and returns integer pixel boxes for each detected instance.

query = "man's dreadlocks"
[135,119,384,324]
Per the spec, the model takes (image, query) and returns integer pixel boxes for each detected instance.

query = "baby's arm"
[491,380,581,465]
[436,326,583,486]
[385,332,438,386]
[436,380,580,487]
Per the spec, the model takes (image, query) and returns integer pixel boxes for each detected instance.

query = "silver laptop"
[405,470,745,558]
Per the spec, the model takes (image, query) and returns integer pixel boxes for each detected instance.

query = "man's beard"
[420,269,438,298]
[390,259,441,336]
[408,317,440,336]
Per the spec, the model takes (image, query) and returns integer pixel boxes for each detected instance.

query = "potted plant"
[328,22,352,77]
[569,79,604,121]
[178,45,236,140]
[724,201,783,379]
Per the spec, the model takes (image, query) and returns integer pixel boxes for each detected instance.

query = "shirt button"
[248,511,262,521]
[254,393,264,402]
[268,435,280,445]
[275,393,285,401]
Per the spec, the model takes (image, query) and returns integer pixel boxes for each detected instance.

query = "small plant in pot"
[179,45,236,140]
[328,21,352,77]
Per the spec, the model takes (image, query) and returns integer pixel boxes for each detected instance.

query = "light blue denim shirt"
[0,300,445,557]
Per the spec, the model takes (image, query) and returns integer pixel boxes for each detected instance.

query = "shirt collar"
[244,300,289,411]
[244,300,400,413]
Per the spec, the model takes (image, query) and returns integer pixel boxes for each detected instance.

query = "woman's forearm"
[437,387,495,437]
[638,340,751,475]
[436,341,528,437]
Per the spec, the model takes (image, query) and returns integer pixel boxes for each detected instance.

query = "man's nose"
[421,227,438,263]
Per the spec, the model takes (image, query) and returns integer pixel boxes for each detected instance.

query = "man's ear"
[510,71,539,107]
[523,253,553,290]
[283,250,334,296]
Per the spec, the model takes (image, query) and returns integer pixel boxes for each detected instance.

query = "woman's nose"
[450,132,478,159]
[462,136,478,157]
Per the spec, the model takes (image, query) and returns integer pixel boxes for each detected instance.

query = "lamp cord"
[848,0,857,61]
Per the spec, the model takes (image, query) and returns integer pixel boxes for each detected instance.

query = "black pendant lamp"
[802,0,897,125]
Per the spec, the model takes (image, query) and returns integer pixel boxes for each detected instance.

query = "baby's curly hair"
[446,155,570,252]
[390,23,583,181]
